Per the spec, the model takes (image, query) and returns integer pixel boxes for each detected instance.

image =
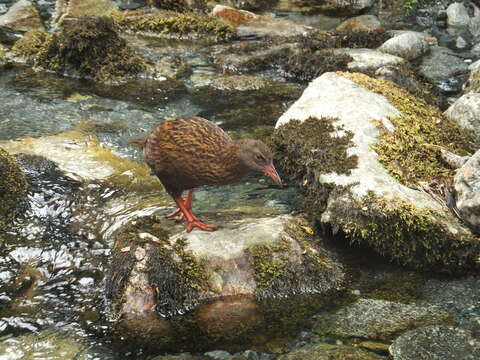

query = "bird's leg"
[165,189,194,221]
[172,195,217,232]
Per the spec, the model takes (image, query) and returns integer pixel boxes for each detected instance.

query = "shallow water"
[0,36,303,357]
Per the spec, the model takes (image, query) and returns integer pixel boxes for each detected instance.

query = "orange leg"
[166,189,195,222]
[172,195,217,232]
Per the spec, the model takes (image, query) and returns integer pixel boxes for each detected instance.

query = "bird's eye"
[255,154,265,162]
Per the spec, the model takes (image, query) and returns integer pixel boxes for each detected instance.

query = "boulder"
[0,0,44,32]
[446,2,471,28]
[313,298,452,341]
[454,150,480,234]
[54,0,118,23]
[378,32,430,60]
[390,325,480,359]
[105,215,345,348]
[273,72,480,273]
[444,93,480,141]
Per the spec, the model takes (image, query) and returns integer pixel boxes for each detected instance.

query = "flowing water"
[0,38,303,358]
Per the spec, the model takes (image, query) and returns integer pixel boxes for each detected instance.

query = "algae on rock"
[0,148,28,231]
[13,16,151,82]
[113,9,234,41]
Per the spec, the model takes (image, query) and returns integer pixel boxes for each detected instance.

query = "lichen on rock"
[0,147,28,231]
[13,16,151,82]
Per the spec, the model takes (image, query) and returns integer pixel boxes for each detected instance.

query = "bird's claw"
[165,208,182,219]
[186,220,217,232]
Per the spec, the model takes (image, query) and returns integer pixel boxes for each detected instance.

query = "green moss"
[146,0,196,12]
[12,29,49,62]
[329,191,480,273]
[106,217,210,316]
[247,216,343,298]
[113,10,234,41]
[340,72,472,185]
[0,148,28,231]
[14,17,150,82]
[270,116,358,217]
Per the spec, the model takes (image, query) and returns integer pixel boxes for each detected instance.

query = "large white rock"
[333,48,405,73]
[446,2,471,28]
[378,32,430,60]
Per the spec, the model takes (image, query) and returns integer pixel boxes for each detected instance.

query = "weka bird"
[131,116,282,232]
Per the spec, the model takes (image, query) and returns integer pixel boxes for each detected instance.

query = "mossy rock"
[13,16,151,82]
[0,147,28,230]
[112,9,234,41]
[340,72,472,185]
[272,72,479,273]
[146,0,205,12]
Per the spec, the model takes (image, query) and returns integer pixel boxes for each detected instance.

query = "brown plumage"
[131,116,282,232]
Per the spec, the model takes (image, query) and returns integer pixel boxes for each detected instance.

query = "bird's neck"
[221,140,251,179]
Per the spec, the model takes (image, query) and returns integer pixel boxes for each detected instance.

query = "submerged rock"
[454,150,480,234]
[105,215,345,349]
[0,0,44,32]
[390,325,480,359]
[272,72,480,273]
[313,298,452,341]
[444,93,480,141]
[277,343,386,360]
[0,147,28,231]
[0,130,157,190]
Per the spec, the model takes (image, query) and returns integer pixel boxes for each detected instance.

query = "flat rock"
[390,325,480,359]
[313,298,451,341]
[333,48,405,72]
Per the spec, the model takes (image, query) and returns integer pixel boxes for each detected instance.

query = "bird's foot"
[165,207,182,219]
[186,220,217,232]
[166,209,200,223]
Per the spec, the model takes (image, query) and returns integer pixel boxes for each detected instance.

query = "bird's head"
[237,139,282,187]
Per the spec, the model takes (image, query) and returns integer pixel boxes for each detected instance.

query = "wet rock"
[105,215,345,348]
[154,54,191,79]
[454,150,480,234]
[232,350,275,360]
[336,14,381,32]
[378,32,430,60]
[0,147,28,230]
[446,2,471,28]
[12,16,152,83]
[273,72,480,273]
[151,354,200,360]
[205,350,232,359]
[212,5,312,39]
[0,130,157,190]
[54,0,118,23]
[419,46,469,90]
[0,0,44,32]
[216,0,277,11]
[333,48,405,73]
[390,325,480,359]
[0,24,22,44]
[115,8,234,42]
[445,93,480,141]
[314,298,452,341]
[277,343,385,360]
[0,330,114,359]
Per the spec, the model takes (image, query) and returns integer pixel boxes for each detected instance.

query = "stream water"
[0,36,304,358]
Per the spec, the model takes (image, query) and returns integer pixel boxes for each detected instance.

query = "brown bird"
[130,116,282,232]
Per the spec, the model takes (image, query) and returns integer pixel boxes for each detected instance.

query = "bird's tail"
[128,138,147,149]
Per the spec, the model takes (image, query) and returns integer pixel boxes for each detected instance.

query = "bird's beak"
[263,163,283,187]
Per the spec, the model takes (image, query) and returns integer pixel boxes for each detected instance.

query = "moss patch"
[0,148,28,231]
[340,72,472,185]
[113,10,234,41]
[270,116,358,217]
[14,17,150,82]
[329,191,480,273]
[246,216,344,299]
